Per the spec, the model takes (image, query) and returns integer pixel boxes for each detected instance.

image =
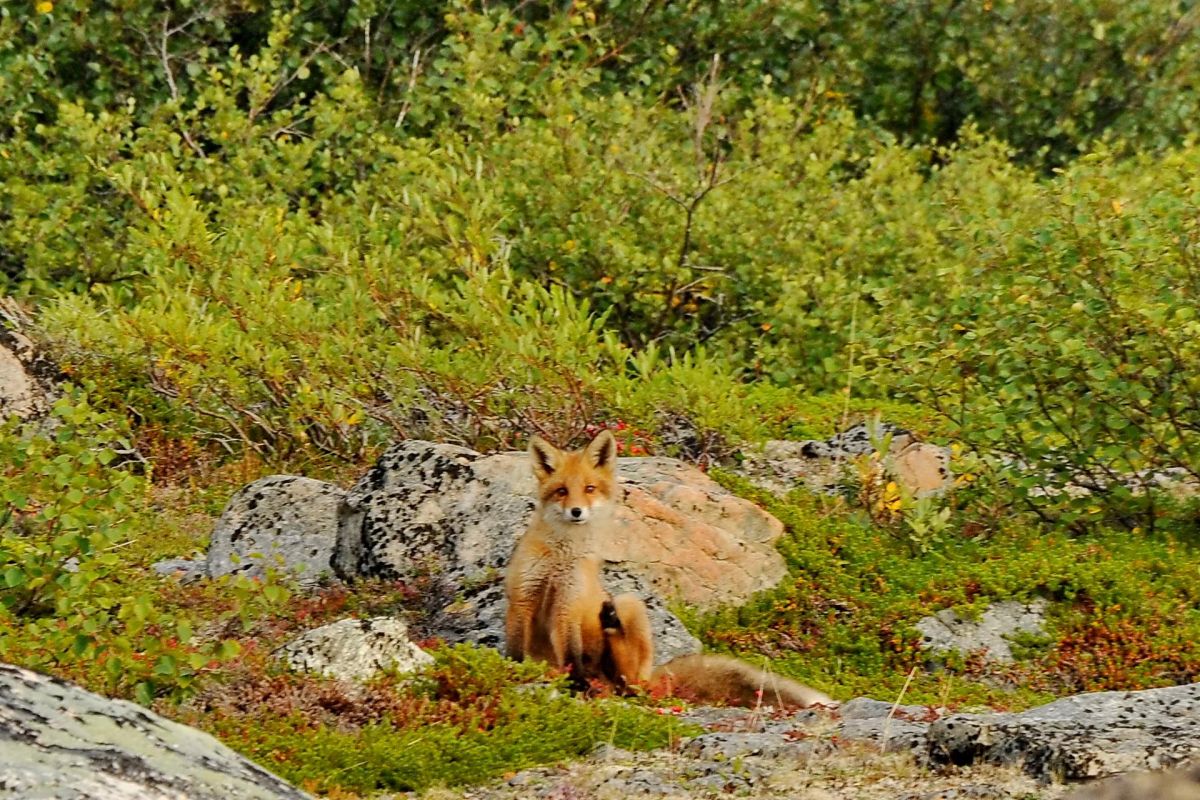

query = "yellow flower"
[36,1,53,13]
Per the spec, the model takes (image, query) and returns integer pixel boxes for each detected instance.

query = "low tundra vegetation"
[3,0,1200,795]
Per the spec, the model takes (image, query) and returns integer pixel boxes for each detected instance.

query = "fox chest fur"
[504,526,608,672]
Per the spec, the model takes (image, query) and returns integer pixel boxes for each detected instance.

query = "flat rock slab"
[206,475,346,585]
[927,683,1200,781]
[0,662,311,800]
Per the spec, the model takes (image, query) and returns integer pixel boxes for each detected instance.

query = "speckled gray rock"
[334,441,786,606]
[0,298,58,422]
[681,732,816,760]
[206,475,346,585]
[333,440,784,659]
[836,696,938,753]
[151,555,207,583]
[277,617,434,682]
[0,662,311,800]
[916,600,1048,664]
[927,683,1200,781]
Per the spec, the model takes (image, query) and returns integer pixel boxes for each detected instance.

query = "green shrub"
[866,143,1200,532]
[190,643,694,795]
[698,474,1200,706]
[0,392,260,702]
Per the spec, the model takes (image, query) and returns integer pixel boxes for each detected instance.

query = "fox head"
[528,430,617,526]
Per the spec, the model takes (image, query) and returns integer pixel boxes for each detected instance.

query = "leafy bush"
[866,143,1200,532]
[0,392,257,702]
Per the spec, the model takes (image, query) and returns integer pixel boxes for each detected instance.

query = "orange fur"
[505,430,832,708]
[505,431,619,685]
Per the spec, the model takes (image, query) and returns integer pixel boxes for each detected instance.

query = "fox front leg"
[551,616,591,691]
[505,601,532,662]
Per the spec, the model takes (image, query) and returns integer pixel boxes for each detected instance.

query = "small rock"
[151,556,207,583]
[681,732,815,760]
[277,617,434,683]
[737,421,952,498]
[915,600,1048,664]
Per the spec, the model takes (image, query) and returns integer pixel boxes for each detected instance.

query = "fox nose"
[570,507,584,519]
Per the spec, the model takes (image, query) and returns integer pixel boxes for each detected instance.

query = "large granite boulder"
[205,475,346,586]
[0,298,58,422]
[0,662,311,799]
[927,682,1200,781]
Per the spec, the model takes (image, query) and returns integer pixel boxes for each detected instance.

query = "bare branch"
[394,47,424,129]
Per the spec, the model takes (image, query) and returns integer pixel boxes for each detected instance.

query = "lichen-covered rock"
[0,297,59,422]
[332,440,782,658]
[916,600,1048,664]
[0,662,311,800]
[835,697,937,753]
[737,421,952,498]
[927,683,1200,781]
[206,475,346,585]
[277,617,434,682]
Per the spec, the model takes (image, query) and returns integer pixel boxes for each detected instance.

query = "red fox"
[504,430,832,708]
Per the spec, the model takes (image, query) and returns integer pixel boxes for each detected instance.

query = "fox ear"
[528,436,561,481]
[585,430,617,474]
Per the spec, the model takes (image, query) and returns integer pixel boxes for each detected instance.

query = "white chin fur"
[542,503,608,526]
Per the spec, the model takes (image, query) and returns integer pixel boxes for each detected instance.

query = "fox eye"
[555,487,569,497]
[585,485,595,494]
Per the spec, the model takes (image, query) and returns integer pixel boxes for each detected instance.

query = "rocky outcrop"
[669,682,1200,788]
[0,662,311,800]
[206,475,346,585]
[926,683,1200,781]
[916,600,1048,664]
[737,421,952,498]
[277,617,434,682]
[329,440,784,660]
[0,297,59,422]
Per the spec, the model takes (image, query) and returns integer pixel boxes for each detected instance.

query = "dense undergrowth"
[3,1,1200,796]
